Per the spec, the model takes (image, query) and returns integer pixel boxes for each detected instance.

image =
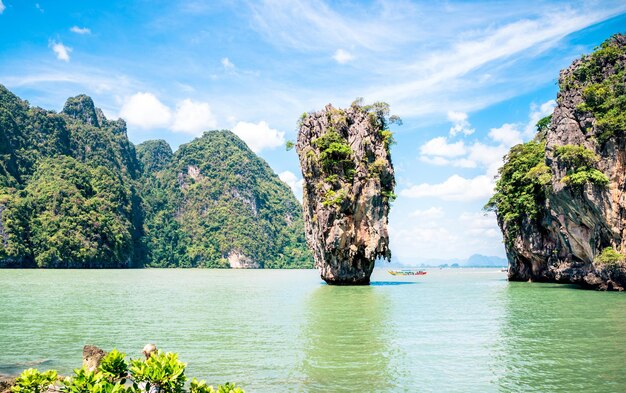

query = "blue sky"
[1,0,625,262]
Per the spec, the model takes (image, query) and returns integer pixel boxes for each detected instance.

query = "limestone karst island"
[1,1,625,392]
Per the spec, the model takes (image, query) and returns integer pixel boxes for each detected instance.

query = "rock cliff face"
[296,102,396,285]
[492,34,626,290]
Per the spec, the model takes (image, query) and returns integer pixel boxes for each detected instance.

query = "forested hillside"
[138,132,312,268]
[0,85,311,268]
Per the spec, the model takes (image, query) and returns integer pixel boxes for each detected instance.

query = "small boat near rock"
[388,270,427,276]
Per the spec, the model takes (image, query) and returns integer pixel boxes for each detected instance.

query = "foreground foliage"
[11,350,244,393]
[10,369,57,393]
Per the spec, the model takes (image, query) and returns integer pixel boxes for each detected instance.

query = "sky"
[0,0,625,263]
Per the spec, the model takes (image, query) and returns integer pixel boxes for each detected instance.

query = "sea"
[1,268,625,392]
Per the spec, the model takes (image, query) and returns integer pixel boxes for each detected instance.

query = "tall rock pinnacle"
[296,101,397,285]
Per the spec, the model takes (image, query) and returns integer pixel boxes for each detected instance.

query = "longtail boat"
[388,270,427,276]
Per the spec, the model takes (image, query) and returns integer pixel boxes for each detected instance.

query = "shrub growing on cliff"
[554,144,609,187]
[485,141,551,235]
[312,129,354,176]
[594,247,625,266]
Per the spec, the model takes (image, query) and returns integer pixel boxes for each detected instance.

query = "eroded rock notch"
[296,101,397,285]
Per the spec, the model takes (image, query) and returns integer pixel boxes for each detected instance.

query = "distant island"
[0,86,312,268]
[387,254,507,268]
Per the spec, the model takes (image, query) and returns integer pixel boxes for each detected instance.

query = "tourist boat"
[388,270,427,276]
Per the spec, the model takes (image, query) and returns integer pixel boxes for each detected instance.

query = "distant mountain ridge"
[385,254,506,268]
[0,85,311,268]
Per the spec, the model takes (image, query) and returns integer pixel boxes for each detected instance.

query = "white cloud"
[0,1,5,14]
[119,92,172,129]
[419,156,451,166]
[419,136,476,168]
[49,41,71,62]
[524,99,556,137]
[420,155,476,168]
[221,57,235,70]
[420,137,466,157]
[447,111,475,136]
[333,49,354,64]
[171,99,217,135]
[400,174,494,201]
[392,225,457,246]
[466,142,509,177]
[70,26,91,35]
[410,207,444,219]
[460,212,500,238]
[233,121,285,152]
[488,123,522,147]
[279,170,303,200]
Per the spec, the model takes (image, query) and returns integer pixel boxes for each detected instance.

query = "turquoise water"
[1,268,625,392]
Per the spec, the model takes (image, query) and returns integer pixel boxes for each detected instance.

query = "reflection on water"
[298,285,397,392]
[496,282,626,392]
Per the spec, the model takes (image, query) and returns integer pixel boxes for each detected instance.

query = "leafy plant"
[215,383,244,393]
[190,378,215,393]
[129,351,186,393]
[11,368,57,393]
[13,349,244,393]
[61,367,120,393]
[99,349,128,383]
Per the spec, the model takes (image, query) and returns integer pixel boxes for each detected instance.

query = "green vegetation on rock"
[563,36,626,143]
[312,128,355,180]
[594,247,625,266]
[485,141,551,234]
[555,144,609,186]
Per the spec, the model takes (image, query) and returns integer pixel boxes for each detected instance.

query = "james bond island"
[487,34,626,291]
[295,101,397,285]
